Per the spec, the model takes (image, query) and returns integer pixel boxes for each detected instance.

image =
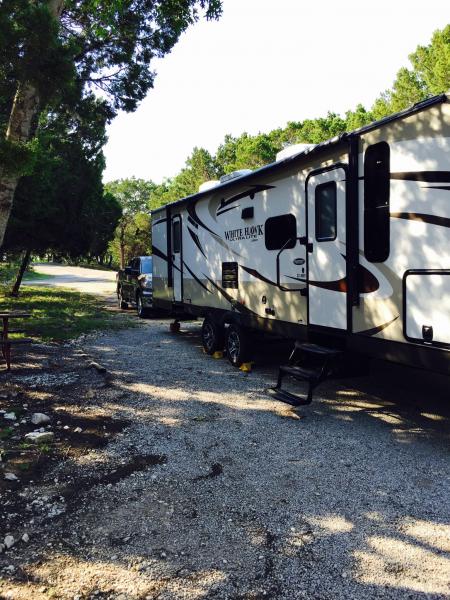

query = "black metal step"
[267,387,313,407]
[279,364,322,381]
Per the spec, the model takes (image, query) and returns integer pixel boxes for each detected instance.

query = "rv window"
[222,262,238,289]
[364,142,390,262]
[172,220,181,254]
[265,214,297,250]
[315,182,337,241]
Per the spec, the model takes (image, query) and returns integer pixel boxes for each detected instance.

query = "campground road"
[30,263,117,302]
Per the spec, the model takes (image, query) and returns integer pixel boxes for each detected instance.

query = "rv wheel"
[201,317,224,355]
[225,324,250,367]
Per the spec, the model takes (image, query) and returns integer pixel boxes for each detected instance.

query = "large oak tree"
[0,0,222,246]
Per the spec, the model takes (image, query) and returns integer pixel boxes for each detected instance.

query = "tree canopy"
[0,0,223,246]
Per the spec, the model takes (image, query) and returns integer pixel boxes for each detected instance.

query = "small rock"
[4,412,16,421]
[24,431,54,444]
[88,361,107,373]
[31,413,51,425]
[4,536,15,549]
[22,533,30,543]
[74,427,83,433]
[0,544,5,553]
[4,473,18,481]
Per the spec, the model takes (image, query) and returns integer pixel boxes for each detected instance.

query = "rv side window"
[265,214,297,250]
[222,262,238,289]
[172,220,181,254]
[364,142,390,262]
[315,182,337,241]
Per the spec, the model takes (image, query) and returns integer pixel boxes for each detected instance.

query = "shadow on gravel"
[7,321,448,600]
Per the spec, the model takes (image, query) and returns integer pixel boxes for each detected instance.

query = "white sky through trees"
[103,0,450,184]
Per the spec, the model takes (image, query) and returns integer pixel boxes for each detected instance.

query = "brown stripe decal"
[391,212,450,228]
[359,315,399,337]
[390,171,450,183]
[310,278,347,292]
[240,265,277,286]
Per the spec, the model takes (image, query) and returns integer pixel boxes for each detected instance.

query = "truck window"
[140,257,152,274]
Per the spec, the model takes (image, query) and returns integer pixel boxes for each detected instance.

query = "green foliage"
[105,177,155,266]
[2,97,122,261]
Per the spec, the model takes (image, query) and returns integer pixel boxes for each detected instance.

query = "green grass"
[0,286,134,342]
[23,270,54,281]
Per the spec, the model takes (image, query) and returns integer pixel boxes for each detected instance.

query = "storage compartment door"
[404,270,450,346]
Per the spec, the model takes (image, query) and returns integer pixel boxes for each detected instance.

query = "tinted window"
[222,262,238,289]
[172,220,181,254]
[265,214,297,251]
[315,182,337,241]
[140,257,152,274]
[364,142,390,262]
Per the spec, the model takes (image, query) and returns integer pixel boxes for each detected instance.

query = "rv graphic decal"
[359,315,399,336]
[390,170,450,183]
[187,228,207,257]
[216,185,275,216]
[224,225,264,242]
[183,262,212,293]
[391,212,450,228]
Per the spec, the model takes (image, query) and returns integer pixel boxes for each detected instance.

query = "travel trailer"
[151,94,450,401]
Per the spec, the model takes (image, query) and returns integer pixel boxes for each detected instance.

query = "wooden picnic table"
[0,311,32,371]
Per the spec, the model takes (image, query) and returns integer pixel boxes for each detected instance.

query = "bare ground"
[0,318,449,600]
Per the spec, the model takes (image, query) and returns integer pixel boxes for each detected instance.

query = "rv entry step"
[267,342,343,407]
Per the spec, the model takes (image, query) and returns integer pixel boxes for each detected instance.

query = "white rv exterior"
[152,94,450,374]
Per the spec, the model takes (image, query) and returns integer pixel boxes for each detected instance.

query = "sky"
[103,0,450,184]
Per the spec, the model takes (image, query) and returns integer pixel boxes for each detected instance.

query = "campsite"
[1,2,449,599]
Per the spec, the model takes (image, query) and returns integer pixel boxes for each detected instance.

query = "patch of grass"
[23,270,54,281]
[0,427,14,440]
[37,443,51,454]
[0,286,134,342]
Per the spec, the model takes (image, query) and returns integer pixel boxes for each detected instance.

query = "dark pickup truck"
[116,256,153,318]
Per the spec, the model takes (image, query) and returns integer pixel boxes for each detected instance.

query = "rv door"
[306,166,347,330]
[171,215,183,302]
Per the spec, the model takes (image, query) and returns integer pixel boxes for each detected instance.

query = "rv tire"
[225,324,251,367]
[201,317,224,355]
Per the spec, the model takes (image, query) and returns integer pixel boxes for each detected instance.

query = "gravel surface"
[1,319,449,599]
[30,264,117,301]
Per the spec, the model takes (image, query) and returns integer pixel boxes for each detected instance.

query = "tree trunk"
[119,225,126,269]
[11,248,31,297]
[0,0,65,248]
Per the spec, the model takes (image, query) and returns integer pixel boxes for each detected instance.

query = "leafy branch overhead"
[0,0,223,247]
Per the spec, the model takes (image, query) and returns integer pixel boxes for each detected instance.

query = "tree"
[105,178,155,268]
[2,99,122,294]
[0,0,223,247]
[371,25,450,119]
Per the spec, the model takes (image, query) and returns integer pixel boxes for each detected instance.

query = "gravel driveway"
[2,319,449,599]
[30,264,117,302]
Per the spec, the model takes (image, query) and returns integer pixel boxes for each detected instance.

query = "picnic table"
[0,311,32,371]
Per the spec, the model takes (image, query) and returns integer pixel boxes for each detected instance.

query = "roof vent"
[276,144,315,161]
[198,180,220,193]
[219,169,253,184]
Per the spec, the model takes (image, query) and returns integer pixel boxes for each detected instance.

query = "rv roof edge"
[149,92,449,215]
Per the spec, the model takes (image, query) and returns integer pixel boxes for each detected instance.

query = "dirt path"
[1,320,449,599]
[30,264,117,302]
